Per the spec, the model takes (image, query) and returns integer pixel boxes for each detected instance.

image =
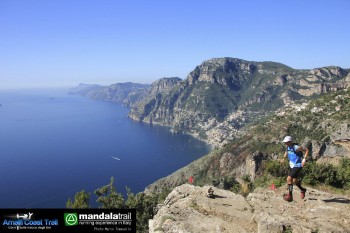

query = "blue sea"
[0,88,210,208]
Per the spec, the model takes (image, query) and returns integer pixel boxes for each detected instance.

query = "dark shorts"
[288,167,302,178]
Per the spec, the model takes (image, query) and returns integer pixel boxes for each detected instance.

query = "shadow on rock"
[208,194,226,199]
[322,198,350,204]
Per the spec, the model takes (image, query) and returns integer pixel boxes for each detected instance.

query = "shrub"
[223,176,237,190]
[257,158,350,190]
[265,160,287,177]
[302,162,339,186]
[242,174,251,183]
[272,177,286,187]
[337,158,350,188]
[230,183,242,194]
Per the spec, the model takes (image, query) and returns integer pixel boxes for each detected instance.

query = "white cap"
[283,136,293,143]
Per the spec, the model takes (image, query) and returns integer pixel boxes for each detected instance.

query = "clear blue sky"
[1,0,349,89]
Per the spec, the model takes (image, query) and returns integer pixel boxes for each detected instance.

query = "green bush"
[242,174,251,183]
[230,183,242,194]
[223,176,238,190]
[253,174,270,188]
[302,162,339,187]
[265,160,287,177]
[158,188,171,203]
[256,158,350,190]
[271,177,286,187]
[337,158,350,188]
[304,159,349,188]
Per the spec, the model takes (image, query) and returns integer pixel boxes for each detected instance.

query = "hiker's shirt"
[287,145,302,168]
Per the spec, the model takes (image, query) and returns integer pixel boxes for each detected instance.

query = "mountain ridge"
[70,57,350,146]
[129,57,350,146]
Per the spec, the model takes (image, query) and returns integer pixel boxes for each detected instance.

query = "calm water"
[0,88,210,208]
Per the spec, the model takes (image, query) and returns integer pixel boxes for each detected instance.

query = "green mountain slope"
[145,88,350,194]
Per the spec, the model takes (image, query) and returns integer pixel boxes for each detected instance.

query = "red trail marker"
[270,182,276,190]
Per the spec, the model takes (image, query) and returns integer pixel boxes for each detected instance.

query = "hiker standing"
[281,136,309,202]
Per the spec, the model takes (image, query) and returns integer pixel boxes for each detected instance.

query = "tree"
[67,177,160,232]
[66,190,90,208]
[125,188,158,232]
[94,177,125,208]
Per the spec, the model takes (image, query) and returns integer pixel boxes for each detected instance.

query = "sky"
[0,0,349,89]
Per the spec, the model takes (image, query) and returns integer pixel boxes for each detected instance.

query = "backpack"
[287,143,304,158]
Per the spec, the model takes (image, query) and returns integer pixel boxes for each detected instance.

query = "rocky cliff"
[149,184,350,233]
[129,58,350,146]
[128,77,182,124]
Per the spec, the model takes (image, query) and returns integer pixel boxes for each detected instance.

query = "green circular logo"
[64,213,78,226]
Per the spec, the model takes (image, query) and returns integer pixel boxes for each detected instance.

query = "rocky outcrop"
[235,152,268,181]
[144,142,268,195]
[148,77,182,95]
[149,184,350,233]
[313,123,350,165]
[128,77,182,123]
[297,67,350,96]
[331,123,350,142]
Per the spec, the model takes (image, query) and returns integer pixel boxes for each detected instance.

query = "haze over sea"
[0,88,210,208]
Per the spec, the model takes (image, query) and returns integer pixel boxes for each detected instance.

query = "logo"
[16,212,33,219]
[64,213,78,226]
